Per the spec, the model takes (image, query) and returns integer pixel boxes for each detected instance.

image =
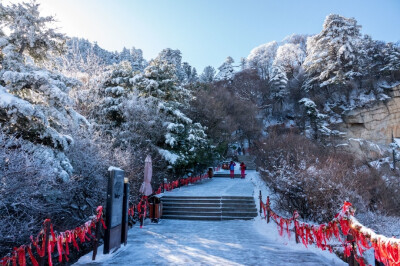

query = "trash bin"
[149,197,162,222]
[207,167,214,178]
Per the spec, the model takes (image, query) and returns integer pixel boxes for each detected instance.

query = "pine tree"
[130,46,147,71]
[303,14,362,91]
[182,61,192,84]
[358,35,385,83]
[269,66,288,106]
[299,98,328,140]
[381,42,400,81]
[129,50,210,168]
[247,41,278,80]
[0,1,87,180]
[273,43,305,78]
[190,67,199,83]
[99,61,133,127]
[200,66,216,83]
[240,57,247,70]
[215,56,235,81]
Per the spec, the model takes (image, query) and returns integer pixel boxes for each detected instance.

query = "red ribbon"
[27,245,39,266]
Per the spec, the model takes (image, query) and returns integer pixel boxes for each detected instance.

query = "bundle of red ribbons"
[260,199,400,266]
[0,206,106,266]
[154,173,209,194]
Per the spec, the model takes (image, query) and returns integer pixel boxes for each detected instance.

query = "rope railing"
[0,166,221,266]
[0,206,106,266]
[260,193,400,266]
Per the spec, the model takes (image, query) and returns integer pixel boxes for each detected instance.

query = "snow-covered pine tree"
[299,98,329,141]
[215,56,235,81]
[182,62,192,84]
[130,50,210,169]
[200,65,216,83]
[381,42,400,81]
[269,66,288,107]
[155,48,186,82]
[133,55,189,102]
[190,67,199,83]
[240,57,247,70]
[273,43,305,78]
[130,46,147,71]
[303,14,362,91]
[0,1,88,180]
[247,41,278,80]
[99,61,133,127]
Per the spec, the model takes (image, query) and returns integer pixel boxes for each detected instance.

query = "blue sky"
[31,0,400,72]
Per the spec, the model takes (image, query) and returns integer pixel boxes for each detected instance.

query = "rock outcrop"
[341,84,400,145]
[338,84,400,160]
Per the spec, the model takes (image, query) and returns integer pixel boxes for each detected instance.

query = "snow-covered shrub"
[0,131,100,256]
[255,132,399,222]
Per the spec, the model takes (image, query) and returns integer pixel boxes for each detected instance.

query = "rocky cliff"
[339,84,400,160]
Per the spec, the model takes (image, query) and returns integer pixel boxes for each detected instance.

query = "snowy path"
[76,170,345,266]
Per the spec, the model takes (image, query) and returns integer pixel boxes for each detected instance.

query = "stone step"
[162,206,256,212]
[162,204,256,209]
[161,196,254,200]
[160,195,257,221]
[162,201,256,208]
[162,199,221,203]
[161,196,221,200]
[162,203,221,208]
[161,199,254,204]
[162,215,256,221]
[163,211,258,217]
[212,174,245,178]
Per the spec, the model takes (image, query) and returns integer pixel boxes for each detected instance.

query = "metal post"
[121,178,129,245]
[393,131,396,170]
[92,219,101,260]
[259,190,262,216]
[39,220,50,266]
[347,233,355,266]
[293,211,299,244]
[375,257,385,266]
[266,196,270,223]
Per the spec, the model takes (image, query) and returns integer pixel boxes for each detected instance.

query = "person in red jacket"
[240,162,246,179]
[229,161,236,179]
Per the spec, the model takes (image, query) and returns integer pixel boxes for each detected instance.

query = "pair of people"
[229,161,246,179]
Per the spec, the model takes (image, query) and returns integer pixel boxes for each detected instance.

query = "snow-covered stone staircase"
[213,173,243,178]
[161,196,258,221]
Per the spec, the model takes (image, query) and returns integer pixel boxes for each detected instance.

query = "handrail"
[260,194,400,266]
[0,167,221,265]
[0,206,106,266]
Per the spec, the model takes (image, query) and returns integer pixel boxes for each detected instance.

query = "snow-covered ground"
[75,170,345,266]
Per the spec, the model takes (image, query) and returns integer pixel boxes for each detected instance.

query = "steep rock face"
[341,84,400,145]
[338,84,400,160]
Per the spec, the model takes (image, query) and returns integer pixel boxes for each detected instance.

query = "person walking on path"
[229,161,236,179]
[240,162,246,179]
